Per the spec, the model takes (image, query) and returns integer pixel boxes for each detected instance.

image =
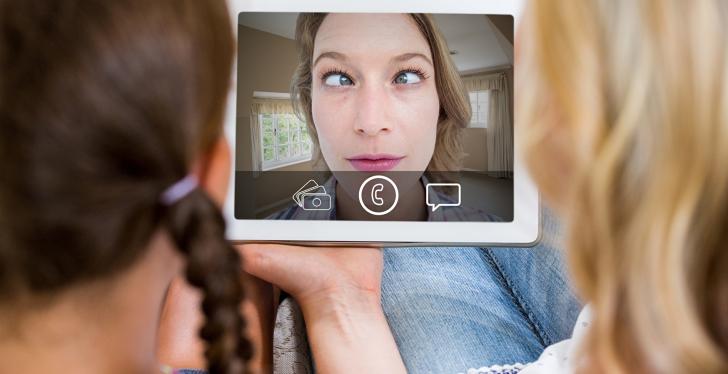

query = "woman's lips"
[347,154,405,172]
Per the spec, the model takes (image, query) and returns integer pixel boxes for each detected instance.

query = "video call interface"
[235,12,514,222]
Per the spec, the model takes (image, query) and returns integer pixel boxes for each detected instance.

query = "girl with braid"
[0,1,258,373]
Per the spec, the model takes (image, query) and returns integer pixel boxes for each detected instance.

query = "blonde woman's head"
[291,13,470,174]
[518,0,728,372]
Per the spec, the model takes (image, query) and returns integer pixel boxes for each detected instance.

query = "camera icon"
[293,180,333,211]
[301,193,332,211]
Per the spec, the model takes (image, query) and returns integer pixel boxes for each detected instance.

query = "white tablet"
[222,0,540,246]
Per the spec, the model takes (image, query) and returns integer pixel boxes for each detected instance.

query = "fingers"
[236,244,386,301]
[236,244,320,295]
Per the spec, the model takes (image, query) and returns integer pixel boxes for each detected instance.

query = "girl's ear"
[193,136,232,206]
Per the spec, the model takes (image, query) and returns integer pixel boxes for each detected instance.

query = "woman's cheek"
[397,88,439,170]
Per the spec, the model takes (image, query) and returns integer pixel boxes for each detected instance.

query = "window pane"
[292,144,301,157]
[291,127,300,143]
[263,147,274,162]
[277,119,289,144]
[478,96,488,111]
[277,145,289,159]
[262,115,274,133]
[302,142,311,154]
[479,111,488,121]
[262,131,274,147]
[479,91,490,128]
[467,90,490,128]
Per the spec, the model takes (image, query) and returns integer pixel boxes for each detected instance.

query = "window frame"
[468,90,490,129]
[260,113,313,171]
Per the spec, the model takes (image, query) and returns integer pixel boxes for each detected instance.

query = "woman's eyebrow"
[391,52,433,67]
[313,51,347,68]
[313,51,433,68]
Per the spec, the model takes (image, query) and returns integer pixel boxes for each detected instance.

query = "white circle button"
[358,175,399,216]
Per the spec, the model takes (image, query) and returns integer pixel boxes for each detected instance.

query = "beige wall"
[236,25,314,171]
[236,25,317,213]
[487,15,514,45]
[462,128,488,171]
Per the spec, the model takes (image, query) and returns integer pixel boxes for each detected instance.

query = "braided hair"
[0,1,252,372]
[165,189,254,373]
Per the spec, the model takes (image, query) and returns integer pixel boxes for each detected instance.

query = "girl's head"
[519,0,728,372]
[0,0,250,372]
[291,13,470,174]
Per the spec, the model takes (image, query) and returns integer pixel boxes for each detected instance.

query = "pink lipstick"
[347,154,404,172]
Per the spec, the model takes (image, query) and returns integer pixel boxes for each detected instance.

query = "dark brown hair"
[0,1,251,373]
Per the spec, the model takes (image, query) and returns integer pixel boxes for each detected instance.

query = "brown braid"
[0,0,253,372]
[164,190,254,374]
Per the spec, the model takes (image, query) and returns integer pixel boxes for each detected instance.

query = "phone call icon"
[358,175,399,216]
[371,183,385,206]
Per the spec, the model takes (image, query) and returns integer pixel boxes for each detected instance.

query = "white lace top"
[463,307,592,374]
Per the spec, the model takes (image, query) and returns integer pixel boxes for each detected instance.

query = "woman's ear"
[193,136,232,207]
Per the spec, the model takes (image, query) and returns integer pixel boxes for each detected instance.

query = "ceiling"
[238,13,512,73]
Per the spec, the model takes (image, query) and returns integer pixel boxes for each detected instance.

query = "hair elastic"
[161,174,199,206]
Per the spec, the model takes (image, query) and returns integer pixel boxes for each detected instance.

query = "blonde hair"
[290,13,471,173]
[519,0,728,373]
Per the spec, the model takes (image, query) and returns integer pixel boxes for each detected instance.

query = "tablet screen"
[234,13,513,223]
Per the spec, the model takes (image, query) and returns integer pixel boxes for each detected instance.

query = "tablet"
[222,0,540,246]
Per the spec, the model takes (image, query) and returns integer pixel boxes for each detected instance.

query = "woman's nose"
[353,83,392,136]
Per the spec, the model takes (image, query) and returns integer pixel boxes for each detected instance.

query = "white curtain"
[462,72,505,92]
[249,98,295,176]
[251,97,296,115]
[462,72,513,178]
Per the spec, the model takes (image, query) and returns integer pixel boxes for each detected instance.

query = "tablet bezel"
[222,0,540,246]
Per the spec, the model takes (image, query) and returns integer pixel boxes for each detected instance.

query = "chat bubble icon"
[425,183,462,211]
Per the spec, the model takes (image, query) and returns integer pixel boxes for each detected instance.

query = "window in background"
[260,113,313,170]
[469,90,490,128]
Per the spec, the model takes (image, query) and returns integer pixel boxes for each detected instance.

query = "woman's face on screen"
[310,13,440,173]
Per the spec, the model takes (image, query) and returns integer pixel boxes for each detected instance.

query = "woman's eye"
[394,71,422,85]
[324,74,353,87]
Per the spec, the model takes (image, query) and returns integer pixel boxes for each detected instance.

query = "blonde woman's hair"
[290,13,471,173]
[518,0,728,373]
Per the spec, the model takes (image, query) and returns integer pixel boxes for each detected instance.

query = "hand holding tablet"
[238,242,407,372]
